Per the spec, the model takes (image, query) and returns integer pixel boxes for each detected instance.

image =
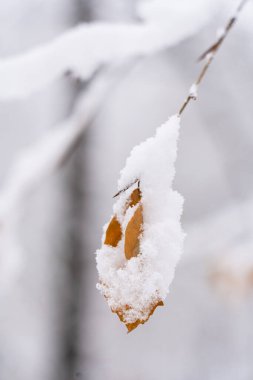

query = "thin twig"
[114,0,249,197]
[113,179,139,198]
[178,0,249,116]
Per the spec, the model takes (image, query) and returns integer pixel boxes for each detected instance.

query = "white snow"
[189,83,198,99]
[96,115,185,325]
[138,0,216,26]
[0,1,216,100]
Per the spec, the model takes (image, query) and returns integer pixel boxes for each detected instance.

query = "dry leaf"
[114,300,164,333]
[97,115,185,333]
[124,204,143,260]
[104,216,122,247]
[104,187,142,254]
[121,187,141,215]
[103,186,159,332]
[128,188,141,207]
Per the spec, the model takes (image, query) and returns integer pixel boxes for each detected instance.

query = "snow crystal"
[96,115,185,326]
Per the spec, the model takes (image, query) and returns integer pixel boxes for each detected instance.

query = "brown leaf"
[124,204,143,260]
[104,186,163,331]
[104,216,122,247]
[122,187,141,215]
[129,188,141,207]
[114,300,164,333]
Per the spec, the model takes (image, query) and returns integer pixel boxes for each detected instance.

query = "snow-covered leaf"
[96,115,185,332]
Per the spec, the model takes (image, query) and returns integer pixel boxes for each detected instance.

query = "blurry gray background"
[0,1,253,380]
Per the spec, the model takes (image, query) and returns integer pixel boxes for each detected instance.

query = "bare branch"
[178,0,249,116]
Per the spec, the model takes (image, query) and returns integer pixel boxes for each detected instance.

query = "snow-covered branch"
[0,66,130,288]
[0,0,215,100]
[0,66,128,219]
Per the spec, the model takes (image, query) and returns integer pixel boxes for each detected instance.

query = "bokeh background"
[0,1,253,379]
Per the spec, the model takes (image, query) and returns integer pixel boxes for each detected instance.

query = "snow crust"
[96,115,185,324]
